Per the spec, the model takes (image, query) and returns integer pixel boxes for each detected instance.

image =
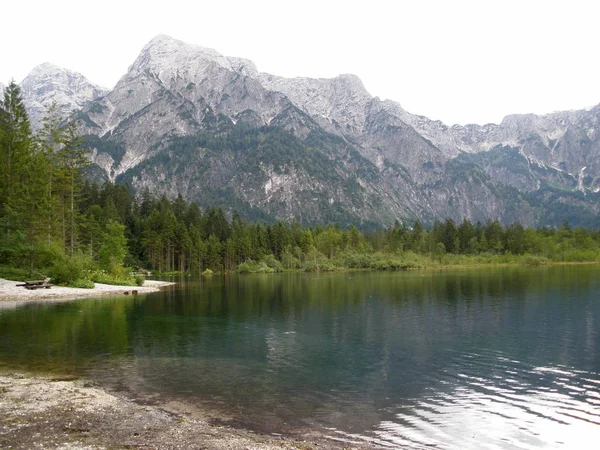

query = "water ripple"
[343,353,600,449]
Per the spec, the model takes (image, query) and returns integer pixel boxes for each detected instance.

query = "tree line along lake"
[1,265,599,449]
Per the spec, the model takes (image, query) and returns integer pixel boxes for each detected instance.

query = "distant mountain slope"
[18,35,600,227]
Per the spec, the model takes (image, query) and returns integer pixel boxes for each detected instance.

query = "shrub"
[400,251,426,269]
[237,262,252,274]
[255,262,275,273]
[236,260,275,274]
[202,268,214,276]
[520,254,549,266]
[134,274,145,286]
[90,270,137,286]
[262,254,282,272]
[302,249,330,272]
[70,278,95,289]
[281,252,301,270]
[47,251,95,286]
[0,266,44,282]
[561,249,598,262]
[338,252,374,269]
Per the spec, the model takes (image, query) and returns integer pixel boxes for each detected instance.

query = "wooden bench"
[16,279,52,290]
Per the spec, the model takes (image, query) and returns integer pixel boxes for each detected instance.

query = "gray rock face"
[259,72,372,134]
[446,106,600,194]
[20,63,108,128]
[80,35,296,176]
[18,35,600,227]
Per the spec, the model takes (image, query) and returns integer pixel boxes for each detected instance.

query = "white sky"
[2,0,599,125]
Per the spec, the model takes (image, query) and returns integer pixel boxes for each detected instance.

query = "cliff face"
[19,35,600,227]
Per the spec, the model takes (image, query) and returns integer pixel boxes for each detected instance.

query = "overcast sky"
[2,0,599,125]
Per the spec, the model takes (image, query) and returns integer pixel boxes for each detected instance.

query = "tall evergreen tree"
[0,82,32,212]
[53,120,89,255]
[0,82,43,271]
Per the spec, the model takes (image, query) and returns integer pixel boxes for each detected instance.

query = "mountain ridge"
[10,35,600,227]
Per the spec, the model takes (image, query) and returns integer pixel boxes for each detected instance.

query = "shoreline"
[168,260,599,276]
[0,371,369,449]
[0,278,175,306]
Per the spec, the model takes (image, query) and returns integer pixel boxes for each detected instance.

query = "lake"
[1,266,599,448]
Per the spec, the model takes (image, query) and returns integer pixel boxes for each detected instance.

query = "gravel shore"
[0,278,174,306]
[0,372,370,449]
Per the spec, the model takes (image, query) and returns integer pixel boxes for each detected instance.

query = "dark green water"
[1,266,599,448]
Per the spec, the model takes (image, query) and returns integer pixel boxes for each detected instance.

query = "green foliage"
[236,262,252,274]
[262,254,283,272]
[0,89,96,277]
[46,249,95,286]
[236,260,275,274]
[520,255,549,266]
[562,249,599,262]
[372,255,405,271]
[337,251,376,269]
[303,248,337,272]
[0,265,45,282]
[90,270,137,286]
[280,251,302,270]
[70,278,95,289]
[98,219,128,275]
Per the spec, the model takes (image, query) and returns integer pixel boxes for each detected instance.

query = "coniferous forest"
[2,81,600,286]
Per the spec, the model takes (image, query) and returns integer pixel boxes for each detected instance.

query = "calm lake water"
[1,266,599,448]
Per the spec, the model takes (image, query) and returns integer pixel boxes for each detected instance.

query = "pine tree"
[0,81,45,271]
[0,82,32,212]
[53,120,89,256]
[98,219,128,275]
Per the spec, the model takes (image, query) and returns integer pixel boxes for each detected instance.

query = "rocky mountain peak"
[21,62,106,96]
[20,62,108,127]
[24,62,66,78]
[132,34,258,82]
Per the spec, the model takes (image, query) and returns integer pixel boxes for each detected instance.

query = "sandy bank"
[0,278,175,305]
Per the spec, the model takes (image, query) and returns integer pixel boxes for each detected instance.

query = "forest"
[2,81,600,286]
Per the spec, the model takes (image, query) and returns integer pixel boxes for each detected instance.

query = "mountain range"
[10,35,600,227]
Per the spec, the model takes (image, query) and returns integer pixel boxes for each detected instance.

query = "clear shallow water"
[1,266,599,448]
